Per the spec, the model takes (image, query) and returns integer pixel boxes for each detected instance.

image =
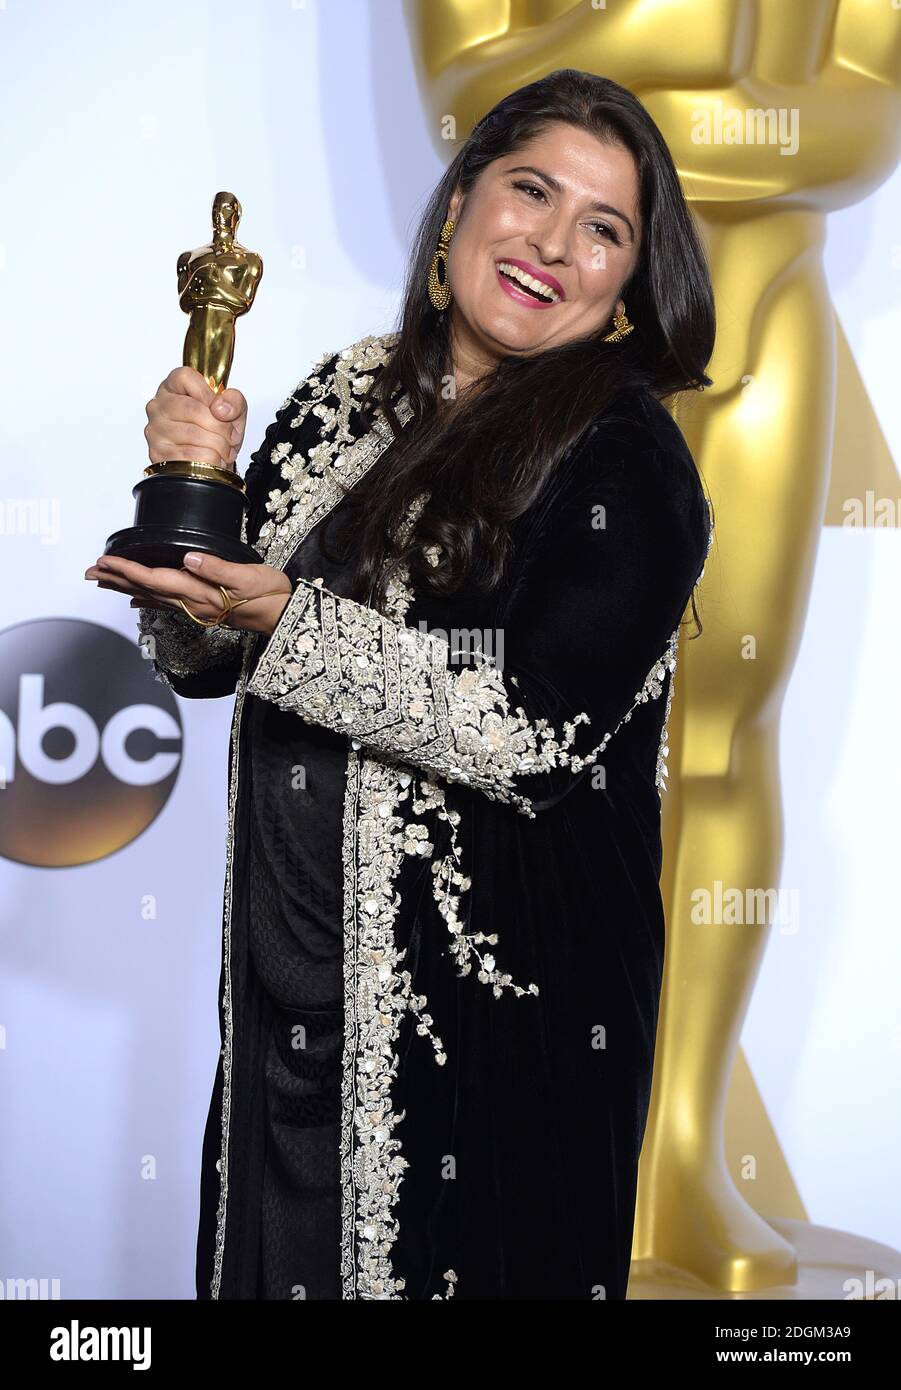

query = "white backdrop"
[0,0,898,1298]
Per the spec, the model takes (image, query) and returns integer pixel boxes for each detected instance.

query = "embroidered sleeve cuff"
[137,606,249,688]
[245,577,678,818]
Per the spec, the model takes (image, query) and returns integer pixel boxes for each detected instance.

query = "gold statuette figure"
[105,191,265,566]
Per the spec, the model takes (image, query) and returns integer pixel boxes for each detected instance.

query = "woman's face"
[445,122,642,381]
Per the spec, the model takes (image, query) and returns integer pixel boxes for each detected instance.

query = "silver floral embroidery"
[137,606,250,688]
[340,752,425,1298]
[432,1269,458,1300]
[254,333,414,574]
[247,576,688,819]
[340,487,470,1299]
[428,781,539,1000]
[654,638,679,794]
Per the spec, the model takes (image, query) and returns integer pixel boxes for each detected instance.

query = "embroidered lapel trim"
[254,336,414,574]
[340,497,424,1300]
[339,500,465,1299]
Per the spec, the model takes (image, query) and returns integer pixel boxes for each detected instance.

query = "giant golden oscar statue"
[405,0,901,1296]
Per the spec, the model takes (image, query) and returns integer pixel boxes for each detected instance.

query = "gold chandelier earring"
[602,305,635,342]
[427,218,455,311]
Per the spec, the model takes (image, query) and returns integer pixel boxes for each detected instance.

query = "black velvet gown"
[138,331,713,1301]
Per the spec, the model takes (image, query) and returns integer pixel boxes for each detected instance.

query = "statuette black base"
[104,473,262,568]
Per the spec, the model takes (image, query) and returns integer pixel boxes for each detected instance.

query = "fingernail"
[217,402,234,418]
[184,553,202,569]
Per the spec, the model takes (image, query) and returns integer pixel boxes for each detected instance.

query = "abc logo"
[0,619,183,867]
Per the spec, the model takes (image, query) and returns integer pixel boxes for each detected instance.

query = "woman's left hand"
[83,551,293,636]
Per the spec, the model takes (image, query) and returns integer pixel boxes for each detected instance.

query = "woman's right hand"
[144,367,248,470]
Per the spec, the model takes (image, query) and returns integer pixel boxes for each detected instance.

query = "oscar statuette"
[104,190,264,566]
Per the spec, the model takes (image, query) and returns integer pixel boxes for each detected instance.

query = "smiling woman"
[469,143,641,315]
[445,128,645,369]
[340,76,714,620]
[86,68,715,1301]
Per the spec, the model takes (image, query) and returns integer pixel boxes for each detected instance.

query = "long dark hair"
[328,69,715,634]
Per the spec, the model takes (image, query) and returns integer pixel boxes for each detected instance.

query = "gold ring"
[177,584,233,628]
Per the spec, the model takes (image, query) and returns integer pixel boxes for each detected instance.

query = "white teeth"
[497,261,560,302]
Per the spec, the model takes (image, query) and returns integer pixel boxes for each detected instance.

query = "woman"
[85,69,715,1300]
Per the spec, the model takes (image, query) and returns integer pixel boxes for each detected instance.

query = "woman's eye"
[590,222,620,244]
[513,180,546,201]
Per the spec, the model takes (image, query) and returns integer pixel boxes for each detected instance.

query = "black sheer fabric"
[166,339,712,1301]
